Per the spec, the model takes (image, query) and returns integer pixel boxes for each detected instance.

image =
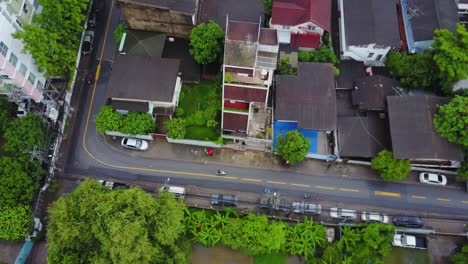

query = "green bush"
[164,118,186,139]
[113,22,126,44]
[298,46,338,65]
[225,73,233,83]
[0,205,33,241]
[94,106,123,134]
[120,112,155,135]
[277,58,296,75]
[371,150,411,181]
[276,130,310,165]
[4,113,46,153]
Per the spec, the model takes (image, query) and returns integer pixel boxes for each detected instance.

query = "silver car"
[121,138,149,151]
[292,202,322,215]
[330,208,357,219]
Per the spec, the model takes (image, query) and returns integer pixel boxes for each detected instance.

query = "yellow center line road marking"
[242,178,262,182]
[267,181,288,185]
[437,198,451,202]
[290,183,311,187]
[315,185,335,190]
[462,201,468,204]
[374,191,401,198]
[411,195,426,199]
[339,188,360,192]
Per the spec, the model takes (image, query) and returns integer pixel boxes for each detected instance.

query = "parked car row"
[330,207,424,227]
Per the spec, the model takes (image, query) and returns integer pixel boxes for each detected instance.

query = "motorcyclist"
[217,170,226,175]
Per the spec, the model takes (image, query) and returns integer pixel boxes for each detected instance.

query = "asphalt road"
[64,0,468,219]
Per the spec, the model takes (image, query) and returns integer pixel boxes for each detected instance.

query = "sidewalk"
[103,136,436,187]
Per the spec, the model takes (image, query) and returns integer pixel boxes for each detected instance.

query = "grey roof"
[106,56,180,103]
[343,0,400,47]
[198,0,264,30]
[387,96,464,161]
[276,62,336,130]
[407,0,458,41]
[352,75,400,112]
[338,112,390,158]
[120,0,196,14]
[224,21,259,68]
[123,30,166,57]
[111,100,149,112]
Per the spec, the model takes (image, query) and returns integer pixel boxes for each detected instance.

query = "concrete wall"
[119,2,193,38]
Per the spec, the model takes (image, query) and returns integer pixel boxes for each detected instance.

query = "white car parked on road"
[419,172,447,186]
[121,138,149,151]
[361,212,389,223]
[330,208,357,219]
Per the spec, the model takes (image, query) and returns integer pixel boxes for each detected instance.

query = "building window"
[0,41,8,56]
[28,72,36,85]
[307,25,316,31]
[367,53,374,58]
[19,63,27,76]
[9,52,18,67]
[376,54,383,61]
[23,4,29,14]
[36,81,44,92]
[282,25,289,29]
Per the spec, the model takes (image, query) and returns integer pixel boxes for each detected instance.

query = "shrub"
[225,73,232,83]
[120,112,155,135]
[164,118,186,139]
[113,23,126,44]
[371,150,411,181]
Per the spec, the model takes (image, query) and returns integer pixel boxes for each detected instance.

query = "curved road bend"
[64,0,468,219]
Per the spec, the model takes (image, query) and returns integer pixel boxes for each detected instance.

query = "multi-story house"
[0,0,45,104]
[458,0,468,25]
[269,0,331,49]
[221,18,279,149]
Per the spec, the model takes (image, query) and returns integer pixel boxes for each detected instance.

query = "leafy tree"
[371,150,411,181]
[264,0,273,17]
[94,106,123,134]
[164,118,186,139]
[113,23,126,44]
[0,205,33,240]
[13,0,91,77]
[432,24,468,92]
[277,58,296,75]
[298,46,338,65]
[0,97,14,132]
[120,112,155,135]
[276,130,310,165]
[338,226,360,254]
[433,95,468,147]
[320,243,342,264]
[285,218,326,260]
[0,156,43,208]
[457,150,468,178]
[451,245,468,264]
[4,113,45,153]
[385,51,438,91]
[189,21,224,64]
[47,179,189,264]
[222,214,287,255]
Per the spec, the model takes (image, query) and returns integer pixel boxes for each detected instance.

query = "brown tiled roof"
[387,96,464,161]
[223,112,248,131]
[119,0,196,14]
[276,62,336,130]
[259,28,278,45]
[224,85,267,102]
[106,56,180,102]
[352,75,400,112]
[227,21,259,41]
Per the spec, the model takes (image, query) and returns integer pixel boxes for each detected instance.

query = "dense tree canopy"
[433,95,468,147]
[0,156,43,208]
[47,180,189,264]
[13,0,91,77]
[3,113,46,153]
[189,21,225,64]
[432,24,468,92]
[0,205,33,240]
[276,130,310,165]
[164,118,186,139]
[371,150,411,181]
[451,245,468,264]
[285,218,326,260]
[0,97,14,132]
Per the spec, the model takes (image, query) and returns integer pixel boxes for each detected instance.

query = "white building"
[0,0,45,103]
[338,0,401,66]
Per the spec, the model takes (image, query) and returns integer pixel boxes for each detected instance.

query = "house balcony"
[224,100,249,113]
[7,0,24,15]
[17,1,34,25]
[226,70,270,88]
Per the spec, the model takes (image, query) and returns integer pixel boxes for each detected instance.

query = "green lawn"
[178,81,221,141]
[186,126,219,141]
[254,254,286,264]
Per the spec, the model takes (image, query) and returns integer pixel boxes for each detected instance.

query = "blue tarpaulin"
[273,121,318,153]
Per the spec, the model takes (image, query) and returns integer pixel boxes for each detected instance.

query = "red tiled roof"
[290,32,321,48]
[223,112,248,131]
[224,85,267,102]
[271,0,331,32]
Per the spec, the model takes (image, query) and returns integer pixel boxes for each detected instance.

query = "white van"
[160,185,186,199]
